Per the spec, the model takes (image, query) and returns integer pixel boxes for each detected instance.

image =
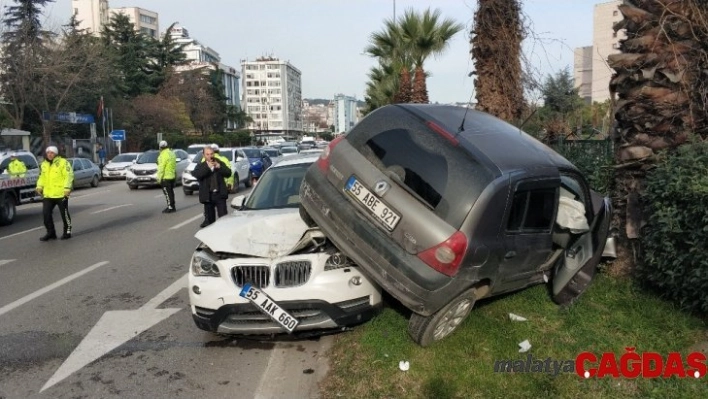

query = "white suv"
[182,147,253,195]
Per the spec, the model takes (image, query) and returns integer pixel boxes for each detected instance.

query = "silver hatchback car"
[300,104,612,347]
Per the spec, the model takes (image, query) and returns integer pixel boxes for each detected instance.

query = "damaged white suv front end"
[188,157,382,336]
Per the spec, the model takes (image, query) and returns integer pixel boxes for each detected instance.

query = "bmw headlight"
[191,250,220,277]
[325,252,354,271]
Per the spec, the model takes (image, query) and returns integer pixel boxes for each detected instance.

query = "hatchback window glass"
[507,188,556,232]
[264,149,279,157]
[81,159,94,169]
[137,151,159,164]
[112,154,136,163]
[244,163,311,210]
[347,106,494,228]
[72,159,84,171]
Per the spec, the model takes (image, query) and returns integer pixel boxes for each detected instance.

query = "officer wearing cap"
[36,146,74,241]
[157,140,177,213]
[210,144,234,192]
[7,153,27,177]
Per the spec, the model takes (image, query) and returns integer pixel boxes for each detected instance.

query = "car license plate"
[239,283,299,333]
[109,172,119,176]
[345,176,401,231]
[138,177,150,181]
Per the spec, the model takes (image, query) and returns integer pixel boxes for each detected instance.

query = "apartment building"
[241,57,302,136]
[110,7,159,39]
[168,24,241,130]
[332,94,359,134]
[71,0,109,35]
[72,1,159,39]
[573,0,625,103]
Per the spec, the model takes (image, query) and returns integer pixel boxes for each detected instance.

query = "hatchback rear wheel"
[408,287,476,347]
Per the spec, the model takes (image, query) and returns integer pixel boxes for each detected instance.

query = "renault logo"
[374,181,390,196]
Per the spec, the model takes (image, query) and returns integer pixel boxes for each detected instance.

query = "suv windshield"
[136,151,159,164]
[347,107,494,228]
[112,154,137,163]
[187,147,204,155]
[263,149,279,158]
[280,147,298,154]
[243,163,311,210]
[242,149,261,158]
[219,151,233,161]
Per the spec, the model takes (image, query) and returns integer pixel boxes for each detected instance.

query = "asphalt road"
[0,180,330,399]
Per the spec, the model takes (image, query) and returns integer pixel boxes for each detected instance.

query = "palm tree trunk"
[411,66,429,103]
[393,66,412,103]
[471,0,525,121]
[609,0,708,273]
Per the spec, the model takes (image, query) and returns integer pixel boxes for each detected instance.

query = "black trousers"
[43,197,72,235]
[161,179,176,209]
[203,192,227,224]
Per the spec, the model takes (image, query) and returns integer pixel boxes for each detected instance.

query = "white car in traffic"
[102,152,141,180]
[189,154,382,336]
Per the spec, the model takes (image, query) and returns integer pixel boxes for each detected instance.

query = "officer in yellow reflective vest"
[36,146,74,241]
[7,153,27,177]
[157,140,177,213]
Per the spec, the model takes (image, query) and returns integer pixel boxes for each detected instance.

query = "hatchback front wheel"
[407,288,476,347]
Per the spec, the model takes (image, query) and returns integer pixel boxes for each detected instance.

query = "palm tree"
[471,0,525,121]
[364,8,463,108]
[398,8,463,103]
[608,0,708,269]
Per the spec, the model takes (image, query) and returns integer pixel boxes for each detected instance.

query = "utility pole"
[393,0,396,21]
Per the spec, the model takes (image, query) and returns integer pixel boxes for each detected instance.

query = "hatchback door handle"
[504,251,517,259]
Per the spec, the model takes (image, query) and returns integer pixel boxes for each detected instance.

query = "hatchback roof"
[389,104,577,175]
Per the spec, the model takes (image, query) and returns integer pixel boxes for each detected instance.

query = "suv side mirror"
[231,194,247,210]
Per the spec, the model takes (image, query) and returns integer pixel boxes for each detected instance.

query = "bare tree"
[160,68,223,135]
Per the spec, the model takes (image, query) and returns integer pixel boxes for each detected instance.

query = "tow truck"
[0,151,41,225]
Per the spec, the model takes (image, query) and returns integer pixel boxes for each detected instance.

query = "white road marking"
[154,194,164,198]
[0,259,17,267]
[169,214,202,230]
[18,189,113,210]
[0,261,110,318]
[41,274,187,392]
[90,204,133,214]
[0,226,43,241]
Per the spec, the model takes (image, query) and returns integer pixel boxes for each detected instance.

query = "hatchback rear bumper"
[300,169,459,316]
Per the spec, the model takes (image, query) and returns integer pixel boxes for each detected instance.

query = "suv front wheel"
[408,287,477,347]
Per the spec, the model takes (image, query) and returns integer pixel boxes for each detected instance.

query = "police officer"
[157,140,177,213]
[7,153,27,177]
[36,146,74,241]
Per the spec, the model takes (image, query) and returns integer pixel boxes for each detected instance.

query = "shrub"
[639,142,708,313]
[553,140,614,194]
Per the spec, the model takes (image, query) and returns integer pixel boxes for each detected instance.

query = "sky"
[22,0,603,103]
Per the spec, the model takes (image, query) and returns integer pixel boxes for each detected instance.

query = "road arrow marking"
[41,274,187,392]
[0,259,16,267]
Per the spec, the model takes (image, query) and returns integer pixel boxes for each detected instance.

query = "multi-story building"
[573,0,625,103]
[168,24,241,130]
[71,0,110,35]
[71,1,159,39]
[110,7,159,39]
[241,57,302,138]
[332,94,359,135]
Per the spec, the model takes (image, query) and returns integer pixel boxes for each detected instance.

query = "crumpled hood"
[195,208,309,258]
[106,162,133,169]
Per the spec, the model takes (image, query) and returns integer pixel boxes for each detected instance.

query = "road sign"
[109,130,125,141]
[42,111,95,124]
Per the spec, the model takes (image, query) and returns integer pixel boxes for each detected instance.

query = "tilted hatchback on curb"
[299,104,614,346]
[189,154,382,336]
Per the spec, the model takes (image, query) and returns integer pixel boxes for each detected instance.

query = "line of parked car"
[185,104,616,347]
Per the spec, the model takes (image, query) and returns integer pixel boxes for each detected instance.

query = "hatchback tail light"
[417,231,468,276]
[317,135,346,173]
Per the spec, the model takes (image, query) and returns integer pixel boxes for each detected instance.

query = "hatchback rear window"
[347,106,494,228]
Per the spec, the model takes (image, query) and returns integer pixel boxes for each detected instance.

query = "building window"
[612,32,617,38]
[613,10,618,16]
[612,43,620,49]
[140,14,156,24]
